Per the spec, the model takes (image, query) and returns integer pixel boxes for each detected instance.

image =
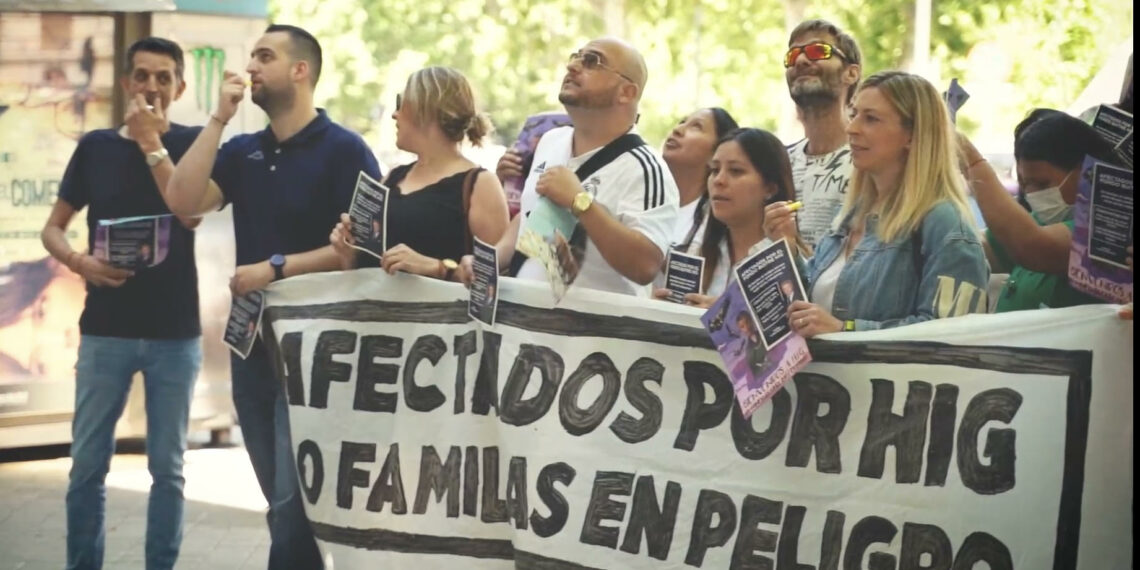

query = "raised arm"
[960,134,1071,275]
[163,71,246,217]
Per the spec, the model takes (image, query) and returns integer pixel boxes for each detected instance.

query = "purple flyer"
[93,214,172,269]
[701,278,811,419]
[503,112,572,218]
[1068,157,1133,304]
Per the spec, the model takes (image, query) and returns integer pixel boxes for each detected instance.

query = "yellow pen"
[787,201,804,212]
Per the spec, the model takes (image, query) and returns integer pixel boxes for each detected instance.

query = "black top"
[59,124,202,339]
[211,109,382,265]
[360,163,479,266]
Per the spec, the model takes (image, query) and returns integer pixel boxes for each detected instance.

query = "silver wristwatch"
[145,147,169,167]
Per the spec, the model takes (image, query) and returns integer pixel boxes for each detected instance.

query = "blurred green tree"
[270,0,1132,157]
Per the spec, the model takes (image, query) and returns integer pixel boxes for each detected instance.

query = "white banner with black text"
[262,270,1132,570]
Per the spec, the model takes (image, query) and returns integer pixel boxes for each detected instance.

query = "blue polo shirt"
[59,124,203,339]
[211,110,381,266]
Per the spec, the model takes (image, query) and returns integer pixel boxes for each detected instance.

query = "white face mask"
[1024,173,1074,225]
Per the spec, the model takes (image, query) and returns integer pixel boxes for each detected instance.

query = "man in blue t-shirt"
[41,37,203,570]
[160,25,380,570]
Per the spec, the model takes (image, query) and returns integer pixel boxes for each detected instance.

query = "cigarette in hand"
[787,201,804,212]
[145,104,155,112]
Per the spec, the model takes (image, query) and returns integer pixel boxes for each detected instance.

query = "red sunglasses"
[784,42,847,68]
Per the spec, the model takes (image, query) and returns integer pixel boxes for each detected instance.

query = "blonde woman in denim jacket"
[765,71,990,337]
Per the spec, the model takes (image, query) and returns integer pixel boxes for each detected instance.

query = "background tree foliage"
[271,0,1132,165]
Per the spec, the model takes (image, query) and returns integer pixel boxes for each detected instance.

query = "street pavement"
[0,434,269,570]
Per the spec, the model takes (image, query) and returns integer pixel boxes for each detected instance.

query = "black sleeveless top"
[358,162,480,267]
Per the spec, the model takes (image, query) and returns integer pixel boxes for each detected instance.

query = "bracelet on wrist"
[209,114,228,127]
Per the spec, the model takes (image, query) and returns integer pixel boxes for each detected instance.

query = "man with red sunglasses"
[782,19,863,249]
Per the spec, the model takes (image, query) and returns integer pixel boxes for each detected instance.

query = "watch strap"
[146,147,169,167]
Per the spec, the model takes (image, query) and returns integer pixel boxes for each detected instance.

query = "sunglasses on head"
[784,42,846,68]
[568,51,635,83]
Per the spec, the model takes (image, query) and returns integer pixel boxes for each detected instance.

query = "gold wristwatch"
[571,191,594,216]
[440,258,459,280]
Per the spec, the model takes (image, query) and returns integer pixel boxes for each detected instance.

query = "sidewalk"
[0,437,269,570]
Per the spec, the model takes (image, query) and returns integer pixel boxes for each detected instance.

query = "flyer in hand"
[223,290,266,359]
[503,112,571,217]
[469,237,500,326]
[346,170,390,259]
[702,239,811,418]
[663,250,704,304]
[943,78,970,124]
[516,198,583,302]
[93,214,173,269]
[1068,157,1134,304]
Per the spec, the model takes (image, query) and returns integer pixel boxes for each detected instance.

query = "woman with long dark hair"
[655,127,806,306]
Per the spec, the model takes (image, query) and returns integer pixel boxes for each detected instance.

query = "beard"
[558,83,620,110]
[251,82,297,117]
[788,72,842,109]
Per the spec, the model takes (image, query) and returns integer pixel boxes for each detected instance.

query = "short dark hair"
[125,37,185,81]
[788,19,863,106]
[1014,108,1118,170]
[266,24,323,86]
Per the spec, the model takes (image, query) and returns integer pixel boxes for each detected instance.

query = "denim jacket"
[806,201,990,331]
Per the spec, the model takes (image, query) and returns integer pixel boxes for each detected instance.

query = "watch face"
[270,254,285,266]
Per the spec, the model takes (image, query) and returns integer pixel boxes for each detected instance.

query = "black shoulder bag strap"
[506,132,646,276]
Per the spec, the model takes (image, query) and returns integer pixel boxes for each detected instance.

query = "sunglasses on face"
[568,51,635,83]
[395,93,402,111]
[784,42,846,68]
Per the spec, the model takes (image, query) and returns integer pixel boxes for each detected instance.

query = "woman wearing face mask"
[765,71,989,336]
[654,128,806,306]
[960,109,1121,312]
[661,107,739,248]
[330,67,509,279]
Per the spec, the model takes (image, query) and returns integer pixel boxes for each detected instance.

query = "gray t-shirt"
[788,139,854,248]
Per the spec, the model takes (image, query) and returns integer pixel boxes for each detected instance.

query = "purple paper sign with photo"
[1068,157,1133,304]
[701,280,811,419]
[503,112,572,217]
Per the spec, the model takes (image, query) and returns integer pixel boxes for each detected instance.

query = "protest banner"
[263,270,1132,569]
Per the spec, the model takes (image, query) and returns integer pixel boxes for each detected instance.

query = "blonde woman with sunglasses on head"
[766,71,990,337]
[330,67,509,281]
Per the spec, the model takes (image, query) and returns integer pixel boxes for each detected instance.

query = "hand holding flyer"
[93,214,173,270]
[223,290,266,359]
[346,170,390,259]
[503,112,572,217]
[663,251,704,304]
[702,239,811,418]
[516,197,583,302]
[468,237,500,325]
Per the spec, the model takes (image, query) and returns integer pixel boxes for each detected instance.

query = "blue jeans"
[232,340,323,570]
[66,335,201,570]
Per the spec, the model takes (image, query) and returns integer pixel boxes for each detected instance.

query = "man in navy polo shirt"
[162,24,380,569]
[41,37,202,570]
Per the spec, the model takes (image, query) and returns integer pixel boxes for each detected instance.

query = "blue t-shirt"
[58,124,203,339]
[211,110,381,266]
